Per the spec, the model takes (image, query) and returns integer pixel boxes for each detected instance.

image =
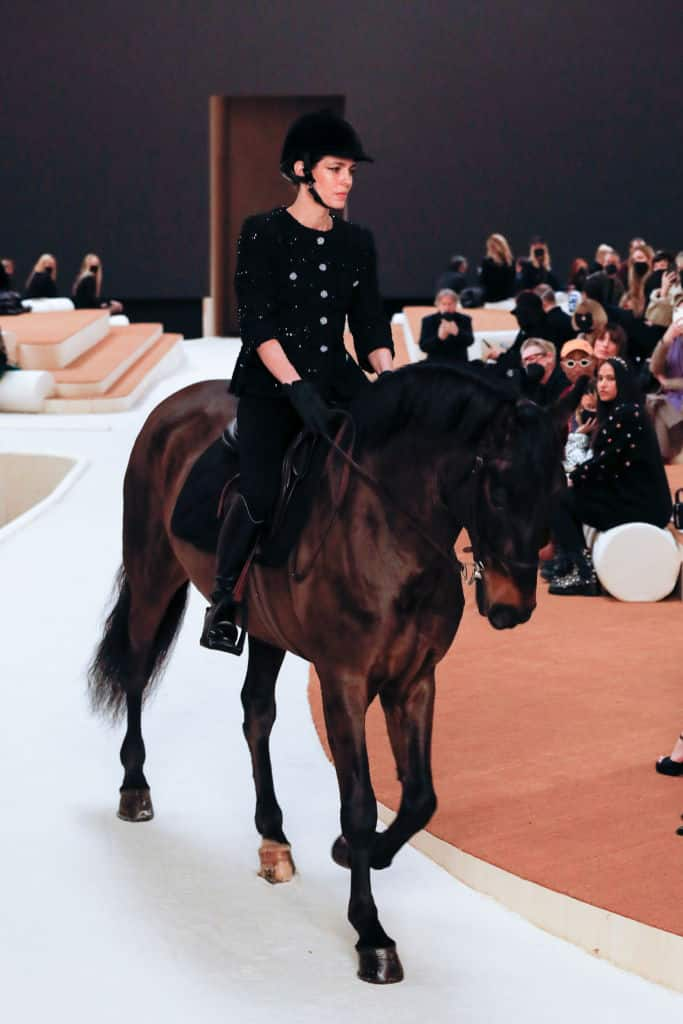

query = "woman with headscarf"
[548,357,672,595]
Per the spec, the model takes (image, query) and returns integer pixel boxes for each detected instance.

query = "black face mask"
[573,269,587,290]
[605,263,618,276]
[533,247,545,261]
[575,313,594,333]
[633,260,649,276]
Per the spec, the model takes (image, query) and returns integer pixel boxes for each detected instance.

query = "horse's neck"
[356,434,465,552]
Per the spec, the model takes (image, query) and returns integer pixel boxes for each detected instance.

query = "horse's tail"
[87,565,189,723]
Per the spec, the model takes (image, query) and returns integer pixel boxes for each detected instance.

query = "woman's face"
[308,156,356,210]
[597,363,617,403]
[593,331,618,362]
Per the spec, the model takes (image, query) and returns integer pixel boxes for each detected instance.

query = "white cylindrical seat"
[0,371,55,412]
[592,522,682,602]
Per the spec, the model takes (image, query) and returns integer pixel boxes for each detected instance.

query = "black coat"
[571,402,672,530]
[544,306,576,348]
[73,273,101,309]
[24,271,57,299]
[230,207,393,401]
[418,311,473,364]
[435,270,468,295]
[516,261,561,292]
[478,258,516,302]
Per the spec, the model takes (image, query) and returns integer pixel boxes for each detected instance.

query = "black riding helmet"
[280,109,373,207]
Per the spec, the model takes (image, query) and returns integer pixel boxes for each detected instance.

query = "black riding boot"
[200,495,263,654]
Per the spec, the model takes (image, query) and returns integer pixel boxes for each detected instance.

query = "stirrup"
[200,595,247,656]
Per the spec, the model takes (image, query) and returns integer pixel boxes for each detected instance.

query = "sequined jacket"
[570,401,672,530]
[229,207,393,400]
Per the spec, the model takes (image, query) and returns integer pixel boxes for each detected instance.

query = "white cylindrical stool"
[0,371,55,412]
[592,522,682,602]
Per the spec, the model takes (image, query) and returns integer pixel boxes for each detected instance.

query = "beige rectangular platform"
[0,310,111,370]
[52,324,163,396]
[43,334,184,413]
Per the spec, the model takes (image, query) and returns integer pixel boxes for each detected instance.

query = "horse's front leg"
[241,637,294,884]
[371,670,437,869]
[320,676,404,984]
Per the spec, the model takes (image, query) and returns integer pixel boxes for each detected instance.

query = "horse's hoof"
[357,946,404,984]
[117,787,154,822]
[331,834,351,869]
[258,839,296,884]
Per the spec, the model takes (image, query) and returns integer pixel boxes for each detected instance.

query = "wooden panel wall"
[210,95,344,337]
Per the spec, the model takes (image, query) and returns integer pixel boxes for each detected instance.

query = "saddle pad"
[170,431,329,568]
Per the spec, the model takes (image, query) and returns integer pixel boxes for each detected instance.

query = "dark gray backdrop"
[4,1,681,301]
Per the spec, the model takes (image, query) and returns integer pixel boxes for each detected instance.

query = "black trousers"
[552,487,587,552]
[236,395,302,524]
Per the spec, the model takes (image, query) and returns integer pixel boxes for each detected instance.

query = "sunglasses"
[562,357,593,368]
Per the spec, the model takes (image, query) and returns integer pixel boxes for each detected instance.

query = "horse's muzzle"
[487,602,534,630]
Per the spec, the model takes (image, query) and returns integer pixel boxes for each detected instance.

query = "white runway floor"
[2,338,682,1022]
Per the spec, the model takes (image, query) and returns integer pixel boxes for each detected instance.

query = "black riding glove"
[284,379,332,435]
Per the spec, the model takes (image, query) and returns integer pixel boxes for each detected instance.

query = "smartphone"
[580,409,596,424]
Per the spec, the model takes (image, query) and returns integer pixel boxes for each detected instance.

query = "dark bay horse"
[89,363,564,984]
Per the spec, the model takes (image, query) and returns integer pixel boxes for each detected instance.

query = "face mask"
[633,261,649,276]
[605,264,618,276]
[575,313,593,332]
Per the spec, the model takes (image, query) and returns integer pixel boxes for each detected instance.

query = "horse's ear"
[551,375,590,430]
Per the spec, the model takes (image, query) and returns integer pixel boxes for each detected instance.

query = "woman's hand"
[576,416,596,435]
[661,270,677,298]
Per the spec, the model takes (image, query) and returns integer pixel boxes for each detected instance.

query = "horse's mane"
[348,362,560,482]
[350,362,519,451]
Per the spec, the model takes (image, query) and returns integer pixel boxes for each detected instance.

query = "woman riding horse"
[201,109,394,654]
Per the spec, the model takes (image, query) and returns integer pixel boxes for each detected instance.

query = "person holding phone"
[516,237,560,292]
[418,288,473,364]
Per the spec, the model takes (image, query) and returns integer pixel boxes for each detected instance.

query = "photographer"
[419,288,473,364]
[516,237,560,292]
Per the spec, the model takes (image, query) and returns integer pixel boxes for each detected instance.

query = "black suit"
[419,311,473,364]
[544,306,576,348]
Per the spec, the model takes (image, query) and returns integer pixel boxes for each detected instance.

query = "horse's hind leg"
[241,637,294,883]
[118,578,189,822]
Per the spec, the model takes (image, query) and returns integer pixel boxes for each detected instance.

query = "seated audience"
[419,288,473,364]
[590,243,614,273]
[571,298,608,347]
[593,322,629,364]
[435,255,468,296]
[519,338,568,405]
[535,285,576,346]
[559,337,597,386]
[0,263,25,315]
[584,268,624,307]
[1,258,15,290]
[656,731,683,777]
[620,244,654,317]
[563,379,598,475]
[478,233,516,302]
[485,290,549,371]
[646,320,683,462]
[547,358,672,596]
[516,237,560,292]
[72,253,123,314]
[25,253,58,299]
